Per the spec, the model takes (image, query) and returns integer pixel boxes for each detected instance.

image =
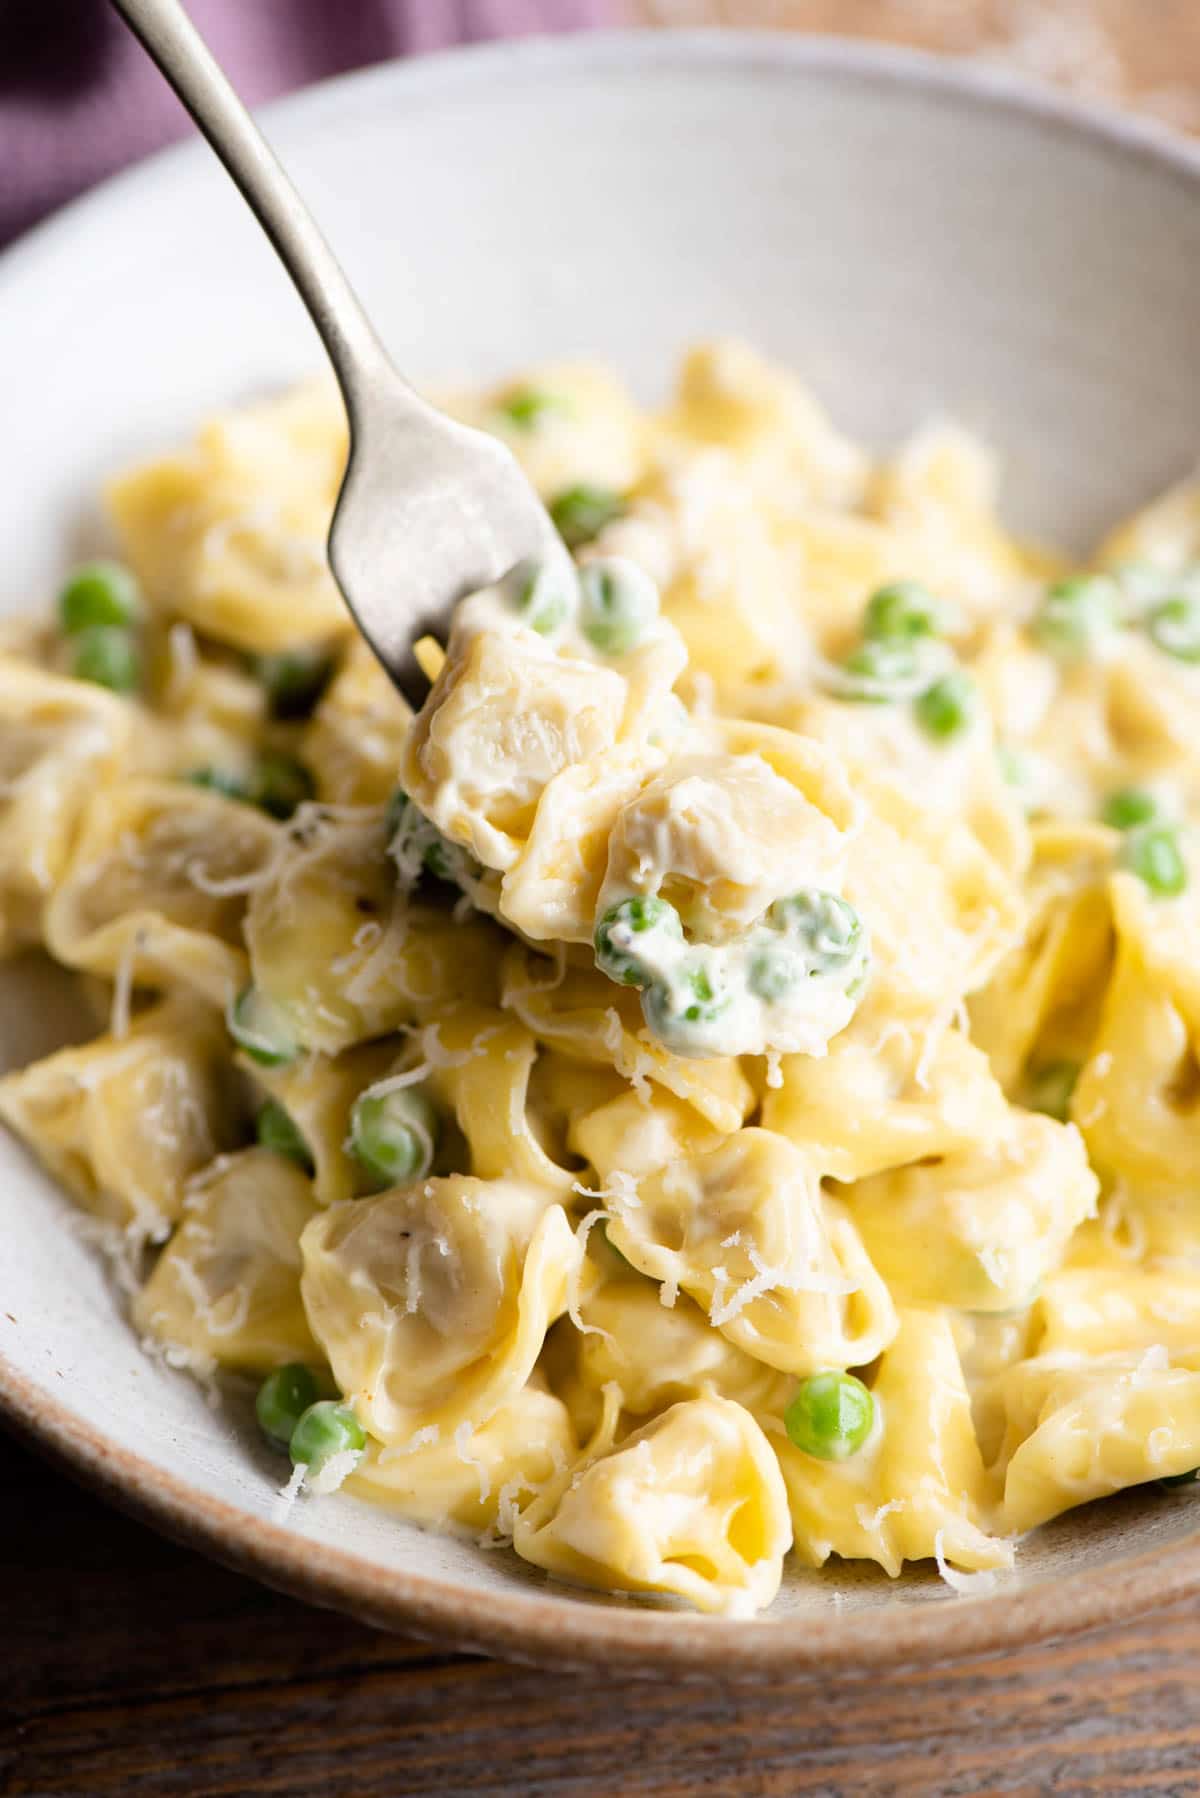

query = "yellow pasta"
[133,1147,320,1373]
[7,339,1200,1616]
[0,997,232,1233]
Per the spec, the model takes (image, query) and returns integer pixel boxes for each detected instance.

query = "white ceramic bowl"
[5,32,1200,1677]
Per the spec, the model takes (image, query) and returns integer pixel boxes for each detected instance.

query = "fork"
[110,0,570,706]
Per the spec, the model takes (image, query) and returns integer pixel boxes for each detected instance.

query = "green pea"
[251,646,333,719]
[915,671,976,741]
[256,1363,320,1448]
[386,788,478,889]
[784,1371,875,1461]
[1033,574,1119,660]
[508,557,575,637]
[676,963,727,1024]
[495,387,565,430]
[248,752,315,821]
[767,891,863,975]
[71,625,140,694]
[1027,1060,1080,1124]
[594,895,683,988]
[1147,594,1200,664]
[58,560,141,633]
[1122,824,1188,898]
[228,986,301,1068]
[1157,1468,1200,1489]
[747,942,800,1002]
[184,767,250,802]
[578,558,660,656]
[642,961,731,1047]
[255,1100,313,1172]
[289,1399,366,1472]
[549,484,626,550]
[863,579,944,642]
[836,637,918,702]
[1102,786,1161,831]
[349,1087,438,1190]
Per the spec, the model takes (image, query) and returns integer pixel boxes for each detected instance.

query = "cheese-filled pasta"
[7,340,1200,1616]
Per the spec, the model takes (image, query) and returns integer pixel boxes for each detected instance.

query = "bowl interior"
[5,33,1200,1671]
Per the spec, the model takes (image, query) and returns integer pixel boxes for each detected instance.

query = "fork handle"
[110,0,396,419]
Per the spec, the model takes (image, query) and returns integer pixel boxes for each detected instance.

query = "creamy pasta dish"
[6,341,1200,1617]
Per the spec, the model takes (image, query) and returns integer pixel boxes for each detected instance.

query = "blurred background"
[3,0,1200,248]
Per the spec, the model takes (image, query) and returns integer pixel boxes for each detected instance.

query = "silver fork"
[110,0,569,706]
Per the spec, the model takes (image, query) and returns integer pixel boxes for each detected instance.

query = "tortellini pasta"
[0,997,232,1233]
[299,1177,579,1444]
[347,1382,576,1534]
[402,627,631,872]
[243,808,502,1053]
[45,777,280,1006]
[8,341,1200,1618]
[608,1130,898,1374]
[0,660,137,951]
[997,1348,1200,1531]
[513,1394,792,1616]
[133,1146,320,1372]
[108,383,350,652]
[776,1309,1012,1578]
[845,1112,1099,1313]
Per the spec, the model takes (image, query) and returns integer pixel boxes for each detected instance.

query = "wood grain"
[6,1429,1200,1797]
[10,7,1200,1794]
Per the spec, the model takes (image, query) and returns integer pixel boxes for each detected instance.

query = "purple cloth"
[0,0,609,248]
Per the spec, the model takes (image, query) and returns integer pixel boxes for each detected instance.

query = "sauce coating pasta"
[5,341,1200,1615]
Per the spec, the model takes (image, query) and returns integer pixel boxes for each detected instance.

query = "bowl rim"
[6,26,1200,1675]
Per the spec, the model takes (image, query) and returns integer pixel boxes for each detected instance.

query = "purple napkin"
[0,0,610,249]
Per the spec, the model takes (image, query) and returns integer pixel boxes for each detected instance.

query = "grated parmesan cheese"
[272,1461,307,1523]
[933,1529,1010,1597]
[306,1447,362,1496]
[453,1421,492,1505]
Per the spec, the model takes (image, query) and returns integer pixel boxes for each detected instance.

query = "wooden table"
[10,7,1200,1794]
[7,1428,1200,1796]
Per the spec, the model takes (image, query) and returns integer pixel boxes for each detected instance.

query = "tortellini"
[513,1395,792,1616]
[1072,870,1200,1196]
[998,1348,1200,1531]
[401,627,630,872]
[133,1147,320,1372]
[596,731,856,944]
[777,1309,1012,1578]
[0,660,136,953]
[108,383,350,652]
[0,998,232,1232]
[419,1005,576,1196]
[44,777,279,1006]
[499,744,661,946]
[846,1111,1099,1313]
[500,944,754,1134]
[13,340,1200,1620]
[300,1176,579,1444]
[454,361,647,498]
[608,1130,898,1374]
[302,637,413,806]
[548,1275,791,1438]
[763,1024,1011,1184]
[347,1383,576,1534]
[244,808,502,1053]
